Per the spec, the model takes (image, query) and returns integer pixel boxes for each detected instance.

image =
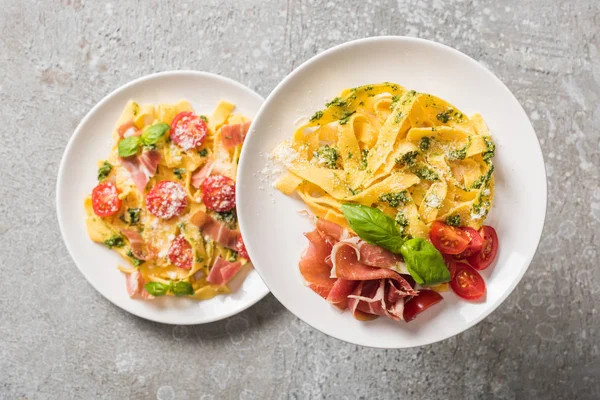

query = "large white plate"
[57,71,269,325]
[237,37,547,348]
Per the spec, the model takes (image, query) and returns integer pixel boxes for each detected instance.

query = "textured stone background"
[1,0,599,399]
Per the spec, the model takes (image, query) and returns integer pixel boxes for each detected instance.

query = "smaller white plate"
[57,71,269,325]
[237,37,547,348]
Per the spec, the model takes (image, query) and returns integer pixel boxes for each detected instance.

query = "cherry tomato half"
[444,257,469,280]
[236,236,249,260]
[170,111,207,151]
[91,182,122,217]
[403,289,444,322]
[467,226,498,270]
[146,181,188,220]
[454,227,484,259]
[450,263,486,300]
[201,175,236,212]
[168,235,193,270]
[429,221,470,255]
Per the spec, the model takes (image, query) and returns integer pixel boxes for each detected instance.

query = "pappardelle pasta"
[274,83,499,323]
[84,100,252,300]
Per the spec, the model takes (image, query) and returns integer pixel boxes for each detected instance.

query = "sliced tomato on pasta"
[235,235,249,260]
[146,181,188,219]
[168,235,193,270]
[170,111,207,151]
[201,175,236,212]
[91,182,122,217]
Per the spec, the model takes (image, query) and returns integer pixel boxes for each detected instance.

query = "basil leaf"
[144,282,170,296]
[118,136,141,157]
[400,238,450,285]
[341,203,405,253]
[141,123,169,146]
[171,281,194,297]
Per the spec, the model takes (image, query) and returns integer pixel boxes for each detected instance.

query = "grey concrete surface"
[1,0,599,399]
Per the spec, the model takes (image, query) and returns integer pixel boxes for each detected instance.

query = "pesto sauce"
[379,191,410,207]
[395,211,409,236]
[395,151,419,167]
[103,235,124,249]
[445,215,461,226]
[419,137,431,151]
[127,249,144,267]
[360,149,369,170]
[97,161,113,182]
[314,145,339,169]
[173,168,186,179]
[310,110,324,122]
[339,111,356,125]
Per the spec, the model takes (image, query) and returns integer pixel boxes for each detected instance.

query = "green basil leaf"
[171,281,194,297]
[141,122,170,146]
[118,136,141,157]
[341,203,405,253]
[400,238,450,285]
[144,282,170,296]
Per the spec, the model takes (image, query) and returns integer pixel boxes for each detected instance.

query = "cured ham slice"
[299,230,336,299]
[347,279,407,321]
[190,210,239,250]
[120,150,160,193]
[118,121,141,138]
[299,218,419,322]
[220,121,251,149]
[191,161,214,189]
[325,279,358,309]
[121,229,157,260]
[206,256,242,285]
[333,245,413,294]
[125,270,154,299]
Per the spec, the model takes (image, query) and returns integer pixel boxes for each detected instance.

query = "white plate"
[237,37,546,348]
[57,71,269,325]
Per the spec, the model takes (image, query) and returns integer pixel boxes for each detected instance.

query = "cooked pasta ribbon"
[273,83,495,236]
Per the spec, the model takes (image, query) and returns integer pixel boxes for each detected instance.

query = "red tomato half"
[168,235,193,269]
[146,181,188,219]
[403,289,443,322]
[91,182,122,217]
[450,263,486,300]
[429,221,470,255]
[236,236,249,260]
[170,111,208,151]
[454,227,484,259]
[467,226,499,270]
[201,175,236,212]
[444,257,469,280]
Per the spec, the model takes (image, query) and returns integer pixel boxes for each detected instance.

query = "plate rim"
[238,36,547,347]
[56,70,270,325]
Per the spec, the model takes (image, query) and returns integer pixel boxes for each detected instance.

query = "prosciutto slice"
[206,256,242,285]
[191,161,214,189]
[118,121,141,138]
[120,149,160,193]
[220,121,251,149]
[299,219,419,322]
[121,229,156,260]
[299,230,336,299]
[125,270,154,299]
[190,210,239,250]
